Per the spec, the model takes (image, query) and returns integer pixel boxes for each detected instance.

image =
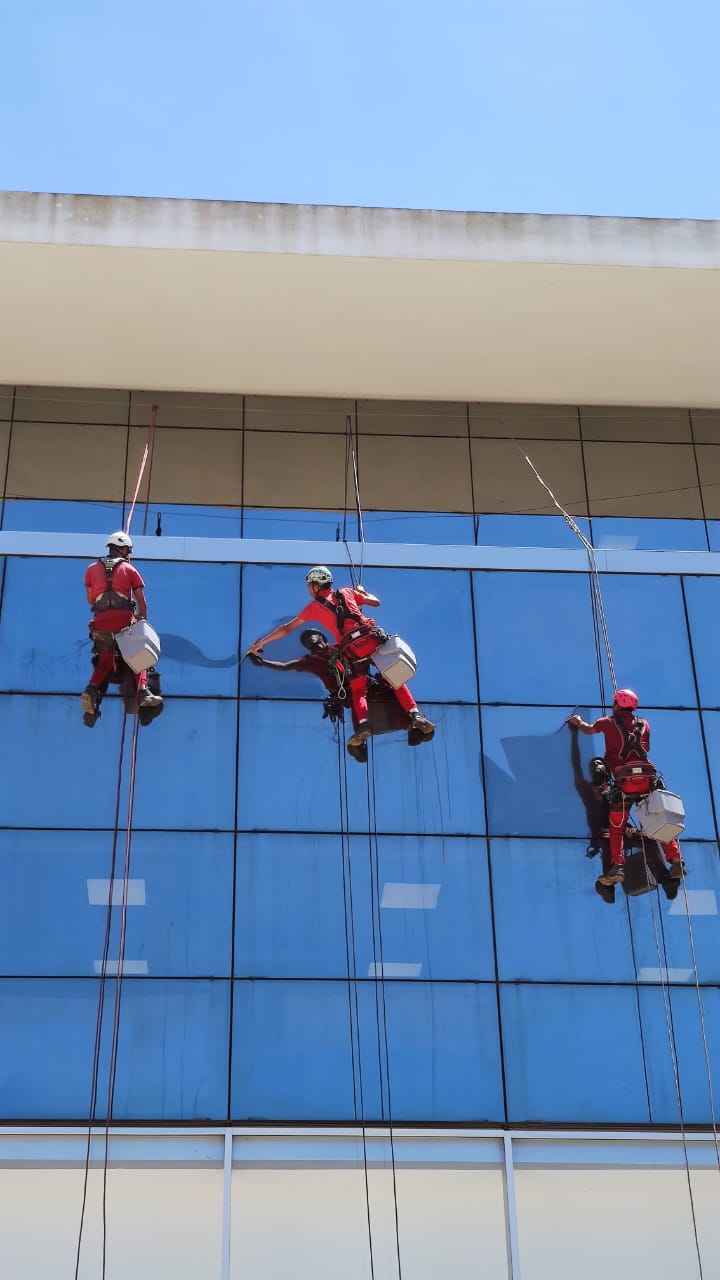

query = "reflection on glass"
[501,984,649,1123]
[0,830,234,977]
[476,514,591,549]
[491,838,636,982]
[590,517,708,552]
[232,980,502,1121]
[684,577,720,707]
[629,842,720,986]
[598,575,696,708]
[640,986,720,1124]
[0,977,230,1120]
[234,834,493,980]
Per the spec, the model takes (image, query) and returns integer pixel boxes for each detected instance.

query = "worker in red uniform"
[249,566,434,749]
[81,532,163,725]
[568,689,684,886]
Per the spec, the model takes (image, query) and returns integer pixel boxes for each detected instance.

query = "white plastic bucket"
[115,619,161,674]
[635,789,685,843]
[372,635,417,688]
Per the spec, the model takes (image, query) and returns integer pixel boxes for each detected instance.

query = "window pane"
[145,503,241,538]
[2,498,123,532]
[241,564,476,703]
[242,509,343,540]
[231,980,502,1122]
[474,572,599,704]
[0,978,230,1120]
[482,705,596,837]
[640,986,720,1124]
[491,838,636,982]
[237,702,483,836]
[628,842,720,986]
[363,511,475,544]
[598,575,696,708]
[501,984,649,1123]
[476,514,590,549]
[0,830,233,977]
[683,577,720,707]
[697,712,720,830]
[0,557,240,697]
[0,696,237,830]
[234,835,494,980]
[591,517,708,551]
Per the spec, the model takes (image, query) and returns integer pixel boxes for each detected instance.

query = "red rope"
[125,405,158,535]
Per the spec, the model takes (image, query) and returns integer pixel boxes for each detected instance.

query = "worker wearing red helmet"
[249,566,435,748]
[569,690,684,886]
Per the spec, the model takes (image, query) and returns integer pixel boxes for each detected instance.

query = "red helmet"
[613,688,638,709]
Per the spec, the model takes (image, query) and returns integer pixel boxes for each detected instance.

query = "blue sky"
[2,0,718,217]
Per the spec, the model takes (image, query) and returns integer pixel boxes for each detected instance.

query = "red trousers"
[345,633,416,724]
[608,792,681,866]
[90,612,147,692]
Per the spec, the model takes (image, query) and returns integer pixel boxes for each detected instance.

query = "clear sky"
[2,0,718,217]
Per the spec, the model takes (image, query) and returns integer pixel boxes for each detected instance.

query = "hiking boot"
[599,862,625,885]
[83,710,101,729]
[137,687,163,709]
[661,878,680,901]
[595,878,616,905]
[347,740,368,764]
[81,685,100,715]
[409,710,435,736]
[347,721,371,749]
[139,701,164,727]
[668,859,687,880]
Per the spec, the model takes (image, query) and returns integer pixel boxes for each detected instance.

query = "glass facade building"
[1,387,719,1278]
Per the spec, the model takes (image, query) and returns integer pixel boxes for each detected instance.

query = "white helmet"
[306,565,333,587]
[106,531,133,551]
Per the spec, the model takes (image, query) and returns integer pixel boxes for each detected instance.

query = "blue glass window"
[640,986,720,1125]
[241,564,475,703]
[482,705,597,837]
[474,571,600,705]
[0,556,240,697]
[0,830,233,977]
[143,504,241,538]
[628,842,720,987]
[237,702,483,836]
[231,980,502,1122]
[363,511,475,545]
[0,978,230,1120]
[491,838,636,982]
[0,695,237,830]
[683,577,720,708]
[242,509,343,540]
[597,575,696,708]
[590,518,708,552]
[642,710,714,840]
[476,514,591,550]
[1,498,123,533]
[501,984,650,1123]
[234,834,494,980]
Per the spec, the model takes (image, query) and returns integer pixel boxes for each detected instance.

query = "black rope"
[74,714,128,1280]
[337,720,376,1278]
[366,737,403,1280]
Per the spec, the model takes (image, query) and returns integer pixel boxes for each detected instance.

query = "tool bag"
[372,635,417,688]
[115,619,161,673]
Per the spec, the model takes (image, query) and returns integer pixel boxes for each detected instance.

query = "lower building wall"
[1,1131,718,1279]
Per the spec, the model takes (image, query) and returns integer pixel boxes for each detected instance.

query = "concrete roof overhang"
[0,191,718,406]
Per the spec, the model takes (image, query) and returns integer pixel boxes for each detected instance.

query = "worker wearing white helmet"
[249,566,435,751]
[80,532,162,727]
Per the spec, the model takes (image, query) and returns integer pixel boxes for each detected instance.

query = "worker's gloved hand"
[247,650,264,666]
[567,715,582,729]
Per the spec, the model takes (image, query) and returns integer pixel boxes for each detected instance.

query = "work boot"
[408,710,435,736]
[661,878,680,901]
[83,710,101,729]
[668,859,687,880]
[594,878,616,905]
[599,862,625,885]
[137,687,163,709]
[139,701,165,727]
[347,721,371,749]
[347,740,368,764]
[80,685,100,715]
